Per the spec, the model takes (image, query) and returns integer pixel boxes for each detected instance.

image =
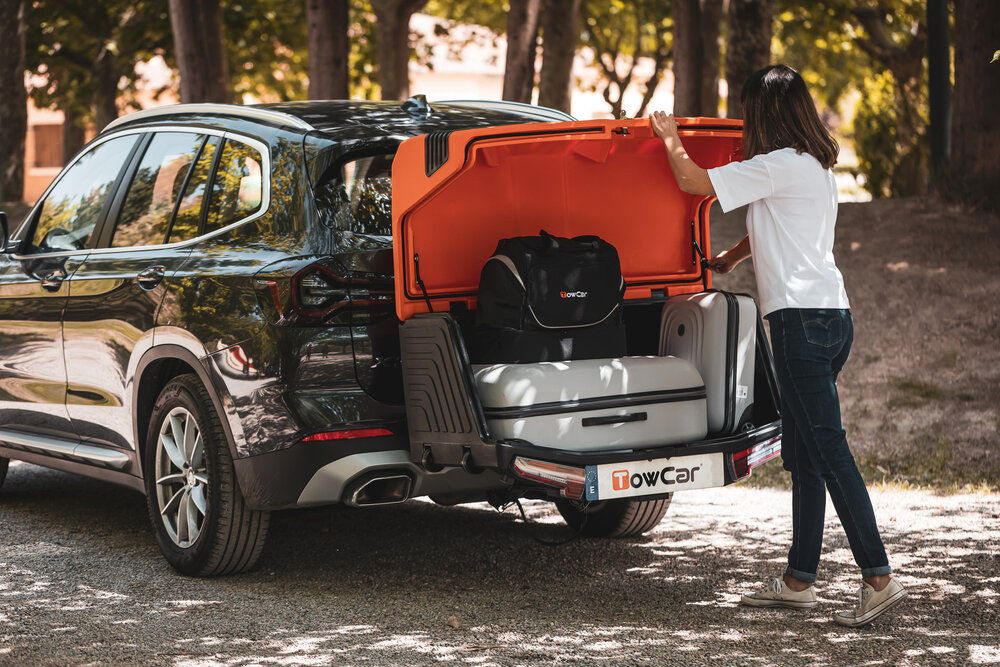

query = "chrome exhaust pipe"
[344,472,413,507]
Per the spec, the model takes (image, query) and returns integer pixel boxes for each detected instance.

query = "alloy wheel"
[154,407,208,548]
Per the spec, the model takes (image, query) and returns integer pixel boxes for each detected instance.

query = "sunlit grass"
[742,449,999,495]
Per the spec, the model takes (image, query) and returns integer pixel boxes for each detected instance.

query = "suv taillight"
[292,265,350,318]
[512,457,586,499]
[732,437,782,480]
[253,262,394,326]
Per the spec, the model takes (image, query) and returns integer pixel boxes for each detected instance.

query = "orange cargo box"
[391,117,742,321]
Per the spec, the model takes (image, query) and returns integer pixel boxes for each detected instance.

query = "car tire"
[143,374,270,576]
[0,457,8,489]
[555,496,672,538]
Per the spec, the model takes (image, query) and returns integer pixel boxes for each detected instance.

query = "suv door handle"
[41,271,65,292]
[137,265,166,291]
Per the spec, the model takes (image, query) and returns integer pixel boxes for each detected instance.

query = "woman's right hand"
[650,110,679,143]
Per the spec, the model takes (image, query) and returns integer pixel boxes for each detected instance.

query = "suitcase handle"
[581,412,648,427]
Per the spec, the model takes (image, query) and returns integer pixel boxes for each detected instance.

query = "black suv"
[0,99,782,576]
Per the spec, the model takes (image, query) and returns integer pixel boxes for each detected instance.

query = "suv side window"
[112,132,205,247]
[29,134,139,253]
[314,153,393,238]
[204,138,264,234]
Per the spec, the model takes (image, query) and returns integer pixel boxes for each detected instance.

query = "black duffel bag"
[473,230,626,364]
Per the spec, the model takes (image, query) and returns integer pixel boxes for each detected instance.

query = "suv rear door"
[61,129,223,452]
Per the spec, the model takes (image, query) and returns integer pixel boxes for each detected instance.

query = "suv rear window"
[314,153,393,238]
[204,138,264,233]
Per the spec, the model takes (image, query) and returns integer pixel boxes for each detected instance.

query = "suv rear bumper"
[500,422,782,502]
[233,421,781,510]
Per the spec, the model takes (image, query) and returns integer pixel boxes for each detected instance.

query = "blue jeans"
[765,308,891,583]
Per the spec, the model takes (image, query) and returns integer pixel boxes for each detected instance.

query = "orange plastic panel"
[392,117,742,320]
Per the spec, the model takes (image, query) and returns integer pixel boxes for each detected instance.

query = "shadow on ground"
[1,461,998,665]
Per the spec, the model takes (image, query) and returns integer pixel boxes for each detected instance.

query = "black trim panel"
[232,433,409,510]
[0,445,145,494]
[424,131,451,176]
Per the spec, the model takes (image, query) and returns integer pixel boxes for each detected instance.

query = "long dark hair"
[740,65,839,169]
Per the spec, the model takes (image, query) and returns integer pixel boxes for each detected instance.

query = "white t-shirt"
[707,147,850,317]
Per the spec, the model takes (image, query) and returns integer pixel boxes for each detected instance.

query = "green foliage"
[772,2,870,110]
[349,2,379,100]
[774,0,929,197]
[26,0,173,120]
[852,71,897,198]
[854,69,929,198]
[579,0,672,117]
[424,0,506,33]
[224,0,309,101]
[221,0,380,102]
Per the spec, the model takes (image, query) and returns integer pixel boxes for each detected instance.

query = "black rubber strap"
[514,498,585,547]
[413,253,434,312]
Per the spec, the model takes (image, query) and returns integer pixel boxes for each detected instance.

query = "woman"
[651,64,904,628]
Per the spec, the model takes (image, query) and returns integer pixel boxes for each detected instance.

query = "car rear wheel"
[144,374,270,576]
[555,496,672,537]
[0,457,8,489]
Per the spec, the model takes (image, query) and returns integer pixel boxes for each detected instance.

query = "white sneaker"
[741,577,818,609]
[833,579,906,627]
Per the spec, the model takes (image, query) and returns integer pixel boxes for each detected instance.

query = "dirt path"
[1,461,998,665]
[711,196,1000,490]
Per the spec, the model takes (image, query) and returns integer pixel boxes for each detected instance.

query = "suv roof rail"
[434,99,576,122]
[103,103,316,133]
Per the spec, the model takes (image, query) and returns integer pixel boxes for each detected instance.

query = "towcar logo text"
[560,291,587,298]
[611,465,701,491]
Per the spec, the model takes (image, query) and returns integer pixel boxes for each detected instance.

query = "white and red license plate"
[584,453,725,501]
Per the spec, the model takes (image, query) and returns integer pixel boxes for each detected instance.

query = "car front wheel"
[144,374,269,576]
[555,496,672,537]
[0,457,8,490]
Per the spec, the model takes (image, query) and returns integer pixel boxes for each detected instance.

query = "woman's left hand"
[650,111,679,142]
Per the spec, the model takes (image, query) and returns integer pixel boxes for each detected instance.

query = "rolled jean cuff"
[861,565,893,578]
[785,566,817,584]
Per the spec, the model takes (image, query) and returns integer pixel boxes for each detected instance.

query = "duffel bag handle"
[539,229,602,252]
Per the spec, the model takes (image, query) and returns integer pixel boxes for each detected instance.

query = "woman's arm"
[650,111,715,196]
[707,234,751,274]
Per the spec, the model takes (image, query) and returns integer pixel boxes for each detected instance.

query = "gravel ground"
[1,460,998,666]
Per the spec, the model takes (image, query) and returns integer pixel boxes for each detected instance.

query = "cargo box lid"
[391,117,742,320]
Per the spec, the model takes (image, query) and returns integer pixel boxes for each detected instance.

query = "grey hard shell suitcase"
[659,291,757,434]
[473,356,709,451]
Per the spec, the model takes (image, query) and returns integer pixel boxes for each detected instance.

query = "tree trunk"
[61,107,86,165]
[673,0,722,116]
[537,0,580,113]
[951,0,1000,206]
[371,0,428,101]
[502,0,541,103]
[726,0,772,119]
[91,45,119,131]
[672,0,699,115]
[0,0,26,202]
[168,0,230,103]
[307,0,350,100]
[698,0,723,117]
[927,0,950,169]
